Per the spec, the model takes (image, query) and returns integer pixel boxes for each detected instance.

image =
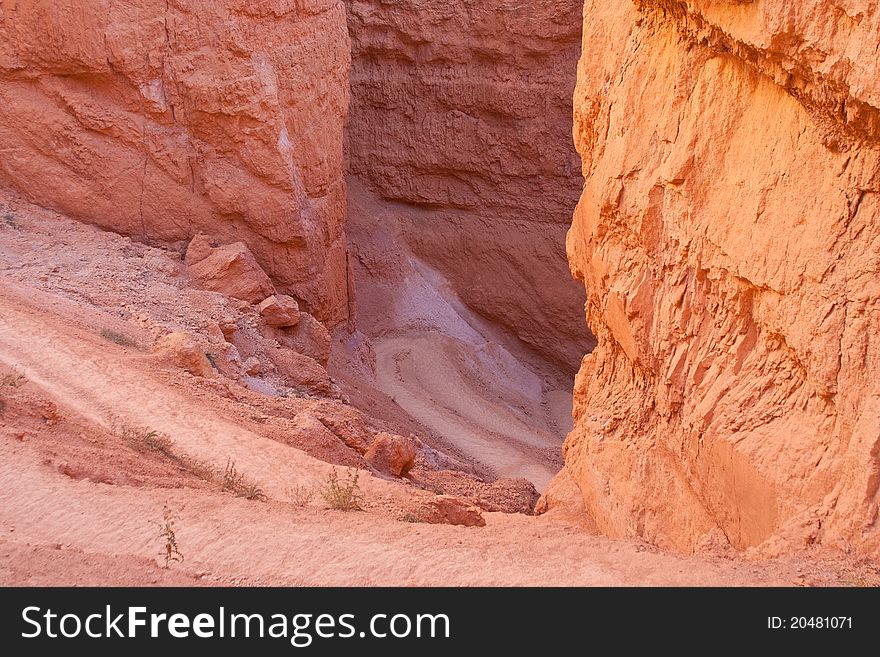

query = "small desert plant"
[1,366,26,388]
[240,480,266,501]
[118,424,175,458]
[285,484,314,507]
[399,511,422,523]
[141,430,173,453]
[0,397,6,415]
[221,458,265,501]
[155,504,184,569]
[100,328,135,347]
[3,212,16,228]
[320,468,362,511]
[221,458,244,491]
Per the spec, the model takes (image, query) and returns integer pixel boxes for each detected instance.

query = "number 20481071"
[768,617,852,629]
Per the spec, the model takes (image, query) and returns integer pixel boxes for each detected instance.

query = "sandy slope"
[0,282,808,586]
[375,334,563,489]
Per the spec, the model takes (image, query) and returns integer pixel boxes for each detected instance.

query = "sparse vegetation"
[285,484,314,507]
[0,397,6,415]
[109,420,266,500]
[320,468,362,511]
[3,212,17,228]
[399,511,422,523]
[221,457,243,491]
[221,458,266,501]
[2,366,26,388]
[240,481,266,501]
[117,423,175,459]
[100,328,135,347]
[155,504,184,569]
[113,422,211,480]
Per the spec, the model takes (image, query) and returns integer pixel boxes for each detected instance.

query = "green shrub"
[320,468,362,511]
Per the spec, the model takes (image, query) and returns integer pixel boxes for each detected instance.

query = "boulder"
[418,496,486,528]
[364,432,416,477]
[243,356,262,376]
[258,294,300,328]
[186,238,275,303]
[277,312,331,366]
[154,332,214,377]
[266,348,331,395]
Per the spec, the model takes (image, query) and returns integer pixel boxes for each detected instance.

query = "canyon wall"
[345,0,594,371]
[0,0,351,326]
[562,0,880,554]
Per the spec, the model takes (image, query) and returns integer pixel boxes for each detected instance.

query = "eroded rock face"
[344,0,594,371]
[561,0,880,555]
[0,0,351,326]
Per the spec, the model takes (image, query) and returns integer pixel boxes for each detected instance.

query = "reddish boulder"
[154,332,214,377]
[242,356,262,376]
[266,347,331,395]
[258,294,300,328]
[418,496,486,528]
[364,432,416,477]
[186,238,275,303]
[277,312,331,366]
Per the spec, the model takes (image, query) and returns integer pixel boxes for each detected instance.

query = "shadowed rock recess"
[344,0,595,372]
[553,0,880,555]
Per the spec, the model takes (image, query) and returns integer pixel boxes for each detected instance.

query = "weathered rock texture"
[0,0,351,326]
[345,0,594,370]
[562,0,880,554]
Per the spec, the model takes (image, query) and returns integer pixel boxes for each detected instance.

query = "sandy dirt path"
[0,282,829,586]
[0,437,799,586]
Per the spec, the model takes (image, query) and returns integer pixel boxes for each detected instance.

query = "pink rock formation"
[560,0,880,555]
[0,0,351,326]
[344,0,594,370]
[153,332,213,378]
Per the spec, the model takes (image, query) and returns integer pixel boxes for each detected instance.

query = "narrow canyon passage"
[341,1,592,490]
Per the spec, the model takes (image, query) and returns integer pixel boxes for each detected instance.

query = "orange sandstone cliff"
[344,0,594,371]
[561,0,880,554]
[0,0,351,325]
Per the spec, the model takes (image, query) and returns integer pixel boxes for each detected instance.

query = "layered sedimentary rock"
[562,0,880,554]
[0,0,351,325]
[345,0,594,370]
